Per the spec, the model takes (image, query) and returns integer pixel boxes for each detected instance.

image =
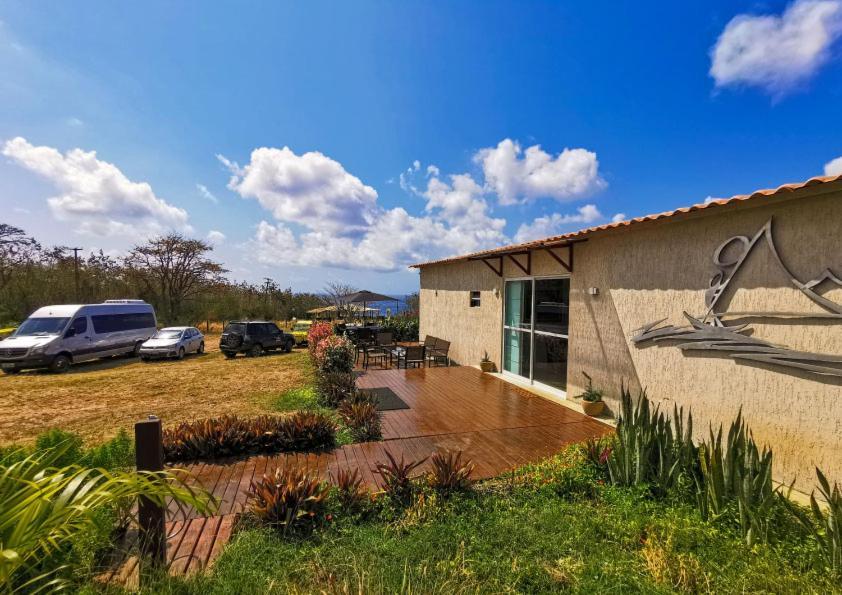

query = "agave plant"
[248,467,329,535]
[605,386,697,496]
[784,468,842,575]
[374,451,427,506]
[0,448,214,593]
[427,450,475,495]
[695,410,777,545]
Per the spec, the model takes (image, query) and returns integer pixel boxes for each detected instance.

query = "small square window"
[469,291,481,307]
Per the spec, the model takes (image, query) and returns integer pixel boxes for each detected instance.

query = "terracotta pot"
[480,361,496,373]
[581,399,605,417]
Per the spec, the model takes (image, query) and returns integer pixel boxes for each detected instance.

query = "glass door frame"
[501,274,570,397]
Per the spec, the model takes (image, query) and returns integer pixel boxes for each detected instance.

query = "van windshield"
[16,317,70,336]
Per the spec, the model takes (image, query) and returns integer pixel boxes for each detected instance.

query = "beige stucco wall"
[419,186,842,491]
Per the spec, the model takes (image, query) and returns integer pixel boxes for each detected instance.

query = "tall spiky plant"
[784,468,842,576]
[696,410,777,545]
[0,448,214,593]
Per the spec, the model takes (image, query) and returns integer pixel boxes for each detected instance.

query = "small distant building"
[412,175,842,490]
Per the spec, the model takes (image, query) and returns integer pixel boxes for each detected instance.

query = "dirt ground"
[0,335,314,446]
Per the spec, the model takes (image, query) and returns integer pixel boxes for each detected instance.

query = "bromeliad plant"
[427,450,475,495]
[338,391,382,442]
[163,412,337,462]
[316,371,357,408]
[248,467,329,536]
[331,468,368,510]
[374,451,427,506]
[0,447,214,593]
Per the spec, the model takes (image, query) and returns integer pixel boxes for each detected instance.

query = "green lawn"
[127,447,838,595]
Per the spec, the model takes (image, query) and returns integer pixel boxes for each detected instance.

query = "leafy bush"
[331,468,368,510]
[428,450,475,495]
[315,335,354,374]
[0,446,213,592]
[785,468,841,575]
[307,322,334,360]
[1,428,135,471]
[606,386,697,496]
[696,411,778,545]
[338,391,382,442]
[380,316,419,342]
[374,450,427,506]
[163,412,337,462]
[247,467,328,535]
[315,371,356,408]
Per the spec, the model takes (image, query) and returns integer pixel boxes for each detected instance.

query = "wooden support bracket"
[545,244,574,273]
[507,252,531,275]
[480,256,503,277]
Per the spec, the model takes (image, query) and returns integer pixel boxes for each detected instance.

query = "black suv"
[219,321,295,358]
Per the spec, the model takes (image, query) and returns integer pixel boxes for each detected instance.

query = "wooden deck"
[104,366,611,586]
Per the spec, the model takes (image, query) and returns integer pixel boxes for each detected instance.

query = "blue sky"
[2,1,841,293]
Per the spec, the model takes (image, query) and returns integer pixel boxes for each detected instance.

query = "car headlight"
[31,345,47,355]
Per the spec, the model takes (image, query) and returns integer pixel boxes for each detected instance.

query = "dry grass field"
[0,334,314,446]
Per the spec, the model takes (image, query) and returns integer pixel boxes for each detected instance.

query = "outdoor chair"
[352,328,375,364]
[363,332,394,370]
[395,345,425,369]
[427,339,450,367]
[423,335,438,351]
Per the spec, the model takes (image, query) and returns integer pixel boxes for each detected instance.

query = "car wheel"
[1,368,20,375]
[284,340,293,353]
[177,347,185,360]
[140,356,149,362]
[197,341,205,354]
[49,354,72,374]
[223,352,237,359]
[248,344,264,357]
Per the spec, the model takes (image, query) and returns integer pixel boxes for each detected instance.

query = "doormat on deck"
[367,387,410,411]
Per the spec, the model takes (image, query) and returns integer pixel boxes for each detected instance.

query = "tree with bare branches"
[323,281,357,319]
[124,234,227,322]
[0,223,40,291]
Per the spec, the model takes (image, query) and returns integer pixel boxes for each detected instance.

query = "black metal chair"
[351,328,375,364]
[395,345,425,369]
[364,332,394,369]
[427,339,450,367]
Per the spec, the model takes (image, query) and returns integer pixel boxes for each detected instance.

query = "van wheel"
[248,344,264,357]
[49,354,71,374]
[177,347,185,360]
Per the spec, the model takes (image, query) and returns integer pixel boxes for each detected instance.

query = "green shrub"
[34,429,84,467]
[380,317,419,342]
[81,429,134,470]
[163,412,337,462]
[427,450,475,495]
[316,371,356,408]
[247,467,329,535]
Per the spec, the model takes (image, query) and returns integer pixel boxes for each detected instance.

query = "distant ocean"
[365,294,414,317]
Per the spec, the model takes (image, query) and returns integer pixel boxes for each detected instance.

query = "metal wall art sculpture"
[633,218,842,378]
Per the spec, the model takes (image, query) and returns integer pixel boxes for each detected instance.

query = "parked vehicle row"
[0,301,298,374]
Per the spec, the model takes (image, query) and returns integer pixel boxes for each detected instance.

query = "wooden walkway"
[103,366,611,586]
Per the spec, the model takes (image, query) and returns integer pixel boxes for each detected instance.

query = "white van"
[0,300,157,374]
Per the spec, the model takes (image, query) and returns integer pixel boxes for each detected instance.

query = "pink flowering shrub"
[307,322,334,360]
[314,335,354,374]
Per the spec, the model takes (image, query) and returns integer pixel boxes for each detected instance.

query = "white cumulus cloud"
[207,230,226,243]
[611,213,626,223]
[2,137,189,237]
[513,204,603,244]
[221,146,378,236]
[475,138,606,205]
[824,155,842,175]
[710,0,842,95]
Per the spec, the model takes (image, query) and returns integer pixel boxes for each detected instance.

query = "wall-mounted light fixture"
[493,286,500,298]
[587,287,599,296]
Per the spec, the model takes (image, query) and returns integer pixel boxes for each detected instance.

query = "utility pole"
[70,247,83,302]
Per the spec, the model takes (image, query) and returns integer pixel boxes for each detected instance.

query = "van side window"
[92,312,155,333]
[71,317,87,334]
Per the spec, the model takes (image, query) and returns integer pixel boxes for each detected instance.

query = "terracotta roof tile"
[410,174,842,268]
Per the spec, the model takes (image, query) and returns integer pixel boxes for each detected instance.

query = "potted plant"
[577,371,605,416]
[480,351,496,373]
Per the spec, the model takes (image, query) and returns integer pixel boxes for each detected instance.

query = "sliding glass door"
[503,277,569,393]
